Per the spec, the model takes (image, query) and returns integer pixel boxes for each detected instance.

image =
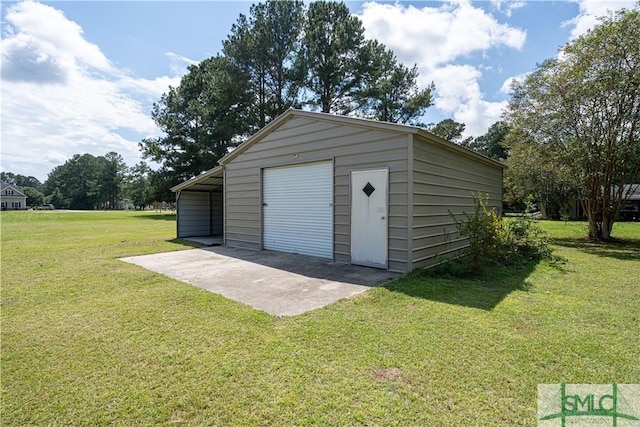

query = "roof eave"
[171,165,224,192]
[416,129,505,170]
[218,109,423,166]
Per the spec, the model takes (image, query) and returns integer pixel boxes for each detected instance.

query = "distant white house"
[0,182,27,210]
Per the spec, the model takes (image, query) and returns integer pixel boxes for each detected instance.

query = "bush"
[449,194,553,274]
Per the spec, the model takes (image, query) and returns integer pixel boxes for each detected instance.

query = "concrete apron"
[120,246,400,316]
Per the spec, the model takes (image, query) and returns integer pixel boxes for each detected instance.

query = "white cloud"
[1,0,115,81]
[490,0,526,17]
[430,65,506,135]
[165,52,198,77]
[565,0,636,39]
[499,72,529,95]
[358,1,526,137]
[0,1,187,181]
[360,1,525,68]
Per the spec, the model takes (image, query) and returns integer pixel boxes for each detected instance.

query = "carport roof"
[171,165,223,192]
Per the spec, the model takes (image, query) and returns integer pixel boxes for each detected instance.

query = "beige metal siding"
[211,190,223,235]
[177,191,210,237]
[177,190,223,238]
[411,137,503,270]
[224,115,410,272]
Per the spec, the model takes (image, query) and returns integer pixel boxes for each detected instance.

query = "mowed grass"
[1,211,639,426]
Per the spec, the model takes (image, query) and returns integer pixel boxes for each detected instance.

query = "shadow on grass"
[552,237,640,261]
[133,213,176,221]
[385,261,539,311]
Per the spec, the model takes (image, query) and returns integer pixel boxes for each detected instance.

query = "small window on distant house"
[13,201,21,208]
[1,202,6,208]
[6,190,13,195]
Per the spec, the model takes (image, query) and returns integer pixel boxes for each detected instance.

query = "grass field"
[1,211,639,425]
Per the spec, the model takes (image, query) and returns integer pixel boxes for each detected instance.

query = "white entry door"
[350,169,388,267]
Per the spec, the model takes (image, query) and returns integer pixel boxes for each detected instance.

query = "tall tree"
[506,7,640,240]
[124,162,153,210]
[0,172,16,184]
[465,121,509,160]
[44,153,101,209]
[223,0,305,129]
[47,187,65,208]
[503,129,578,215]
[1,172,42,190]
[22,186,45,207]
[304,1,367,114]
[359,41,434,125]
[428,119,468,142]
[95,152,126,209]
[139,56,253,184]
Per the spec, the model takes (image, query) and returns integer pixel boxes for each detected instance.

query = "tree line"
[1,154,161,210]
[1,116,509,211]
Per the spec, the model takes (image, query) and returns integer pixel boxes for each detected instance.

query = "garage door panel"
[263,162,333,259]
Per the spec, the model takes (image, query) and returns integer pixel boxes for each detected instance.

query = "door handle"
[381,216,386,219]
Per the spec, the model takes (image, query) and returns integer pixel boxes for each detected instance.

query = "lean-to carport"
[171,166,224,242]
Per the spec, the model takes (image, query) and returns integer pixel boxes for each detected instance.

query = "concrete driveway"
[120,247,400,316]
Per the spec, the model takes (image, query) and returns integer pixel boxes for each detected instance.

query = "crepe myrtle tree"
[505,6,640,240]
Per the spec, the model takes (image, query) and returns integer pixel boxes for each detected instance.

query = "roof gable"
[219,109,503,169]
[1,182,27,197]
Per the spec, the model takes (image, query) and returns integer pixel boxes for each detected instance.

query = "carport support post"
[175,190,181,237]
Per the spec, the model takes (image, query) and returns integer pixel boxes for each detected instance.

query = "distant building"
[545,184,640,221]
[619,184,640,221]
[0,182,27,210]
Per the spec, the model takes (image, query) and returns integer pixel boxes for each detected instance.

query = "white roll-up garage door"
[262,161,333,259]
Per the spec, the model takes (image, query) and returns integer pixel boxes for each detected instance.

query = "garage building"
[172,109,503,273]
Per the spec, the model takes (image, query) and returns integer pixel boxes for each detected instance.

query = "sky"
[1,0,636,183]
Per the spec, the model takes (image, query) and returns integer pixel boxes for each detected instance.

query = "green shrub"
[499,215,553,265]
[449,194,554,274]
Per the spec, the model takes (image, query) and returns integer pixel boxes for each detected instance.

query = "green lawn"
[1,211,639,426]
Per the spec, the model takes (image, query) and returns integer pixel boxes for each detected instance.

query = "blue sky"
[1,0,635,182]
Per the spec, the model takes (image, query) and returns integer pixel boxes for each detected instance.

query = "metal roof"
[171,166,223,192]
